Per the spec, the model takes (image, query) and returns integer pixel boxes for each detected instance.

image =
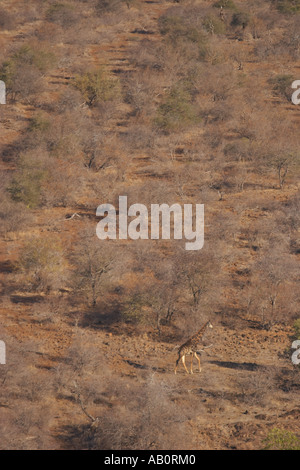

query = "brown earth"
[0,0,299,450]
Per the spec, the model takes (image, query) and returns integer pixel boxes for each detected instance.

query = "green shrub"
[159,15,206,44]
[203,15,226,34]
[263,428,300,450]
[0,196,33,236]
[122,293,150,324]
[8,155,48,208]
[46,2,79,27]
[159,15,185,37]
[28,112,51,133]
[0,44,56,100]
[293,318,300,340]
[95,0,124,14]
[17,236,66,292]
[213,0,238,10]
[96,0,135,15]
[73,68,120,106]
[273,0,300,13]
[158,14,208,59]
[270,74,294,100]
[155,84,201,132]
[11,44,56,73]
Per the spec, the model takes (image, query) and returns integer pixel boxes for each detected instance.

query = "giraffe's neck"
[192,322,209,342]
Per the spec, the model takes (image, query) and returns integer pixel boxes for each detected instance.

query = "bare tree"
[71,228,115,307]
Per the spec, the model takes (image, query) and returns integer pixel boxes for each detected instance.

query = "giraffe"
[220,6,226,22]
[174,321,213,375]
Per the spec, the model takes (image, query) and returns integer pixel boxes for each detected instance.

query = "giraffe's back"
[178,336,202,356]
[178,341,195,357]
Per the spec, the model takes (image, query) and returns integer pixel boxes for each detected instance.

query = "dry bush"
[128,38,166,70]
[16,234,69,293]
[35,22,63,42]
[42,160,86,207]
[0,335,54,449]
[0,196,33,237]
[45,2,81,28]
[24,108,89,159]
[121,257,181,334]
[69,228,117,307]
[281,15,300,59]
[9,112,91,207]
[272,0,300,13]
[115,123,158,155]
[269,74,295,101]
[247,239,299,327]
[0,42,56,102]
[55,342,194,450]
[236,367,277,407]
[2,64,44,102]
[0,177,34,236]
[122,70,159,118]
[95,0,131,15]
[8,148,49,208]
[30,296,71,324]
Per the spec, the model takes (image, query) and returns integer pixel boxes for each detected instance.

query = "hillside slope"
[0,0,299,450]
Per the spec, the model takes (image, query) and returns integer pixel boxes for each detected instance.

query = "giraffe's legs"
[190,354,194,374]
[181,355,190,374]
[194,352,201,372]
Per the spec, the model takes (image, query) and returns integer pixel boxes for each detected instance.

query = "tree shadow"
[0,260,14,273]
[125,359,147,370]
[209,360,261,371]
[54,424,93,450]
[10,294,44,304]
[79,300,123,331]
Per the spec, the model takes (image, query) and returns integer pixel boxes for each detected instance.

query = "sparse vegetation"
[230,11,250,29]
[45,2,79,27]
[270,74,295,100]
[213,0,238,10]
[274,0,300,14]
[73,68,120,106]
[0,44,56,101]
[0,0,299,451]
[293,319,300,340]
[8,154,48,208]
[155,84,201,131]
[0,8,15,30]
[263,428,300,450]
[17,236,67,292]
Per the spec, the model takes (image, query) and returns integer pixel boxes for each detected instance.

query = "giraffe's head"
[207,320,213,329]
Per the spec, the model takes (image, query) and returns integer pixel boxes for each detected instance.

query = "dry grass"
[0,0,299,450]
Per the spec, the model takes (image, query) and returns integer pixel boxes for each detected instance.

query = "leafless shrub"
[16,234,69,293]
[0,192,34,237]
[70,228,116,307]
[236,367,277,407]
[0,335,54,449]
